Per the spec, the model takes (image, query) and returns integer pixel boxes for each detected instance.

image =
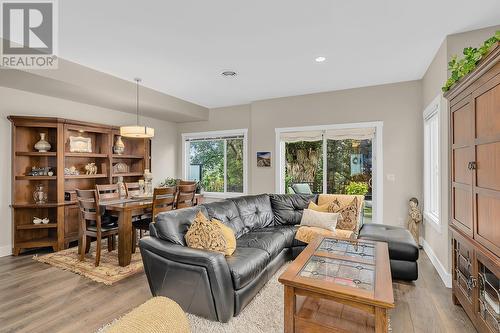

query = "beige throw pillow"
[185,212,227,254]
[295,226,355,244]
[300,209,341,232]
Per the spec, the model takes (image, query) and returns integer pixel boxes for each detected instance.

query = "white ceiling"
[59,0,500,108]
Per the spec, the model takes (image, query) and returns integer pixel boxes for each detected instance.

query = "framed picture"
[257,151,271,167]
[69,136,92,153]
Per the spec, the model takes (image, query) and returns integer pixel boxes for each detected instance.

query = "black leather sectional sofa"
[139,194,418,322]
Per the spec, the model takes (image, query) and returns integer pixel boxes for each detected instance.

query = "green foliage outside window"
[345,181,369,196]
[189,139,243,193]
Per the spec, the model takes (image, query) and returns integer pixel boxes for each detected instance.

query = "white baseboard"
[0,244,12,257]
[420,237,452,288]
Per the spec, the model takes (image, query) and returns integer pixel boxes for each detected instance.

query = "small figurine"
[407,197,422,248]
[64,166,80,176]
[85,163,98,175]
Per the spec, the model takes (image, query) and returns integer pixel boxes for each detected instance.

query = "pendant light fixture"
[120,78,155,138]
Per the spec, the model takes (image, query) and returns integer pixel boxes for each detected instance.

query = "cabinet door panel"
[453,103,474,145]
[64,205,80,242]
[476,142,500,191]
[452,234,475,315]
[453,187,473,233]
[453,147,473,185]
[475,83,500,141]
[476,194,500,257]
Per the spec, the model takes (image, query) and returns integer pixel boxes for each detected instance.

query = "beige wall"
[0,87,178,255]
[179,81,423,228]
[420,25,500,280]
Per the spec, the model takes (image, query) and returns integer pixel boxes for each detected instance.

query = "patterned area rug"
[33,244,143,285]
[98,263,392,333]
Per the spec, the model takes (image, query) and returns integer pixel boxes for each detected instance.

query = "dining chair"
[125,182,141,198]
[176,184,197,209]
[131,187,177,252]
[95,184,120,201]
[152,186,177,220]
[76,189,119,266]
[179,180,197,185]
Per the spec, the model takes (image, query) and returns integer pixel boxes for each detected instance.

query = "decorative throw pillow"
[299,209,341,232]
[185,212,226,254]
[308,201,330,213]
[328,197,359,232]
[212,219,236,256]
[295,226,354,244]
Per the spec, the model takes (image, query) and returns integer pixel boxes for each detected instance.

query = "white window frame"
[275,121,383,224]
[181,129,248,199]
[423,95,441,231]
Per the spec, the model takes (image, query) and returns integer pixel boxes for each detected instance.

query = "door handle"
[467,161,477,170]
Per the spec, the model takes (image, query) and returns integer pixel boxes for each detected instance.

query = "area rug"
[33,244,143,285]
[98,263,391,333]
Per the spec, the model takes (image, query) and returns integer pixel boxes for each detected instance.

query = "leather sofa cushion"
[231,194,274,231]
[203,200,246,238]
[254,225,302,248]
[270,194,317,225]
[155,206,208,246]
[226,247,270,289]
[359,223,419,261]
[236,230,287,258]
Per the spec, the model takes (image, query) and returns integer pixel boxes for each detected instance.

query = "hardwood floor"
[0,249,476,333]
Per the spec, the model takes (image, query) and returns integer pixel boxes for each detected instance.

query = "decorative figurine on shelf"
[64,166,80,176]
[407,197,423,248]
[85,163,98,175]
[34,133,51,152]
[144,169,153,196]
[27,166,53,176]
[33,217,50,224]
[114,135,125,155]
[116,176,126,199]
[113,162,129,174]
[33,184,48,204]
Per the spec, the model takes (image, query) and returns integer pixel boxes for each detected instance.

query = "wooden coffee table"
[279,236,394,333]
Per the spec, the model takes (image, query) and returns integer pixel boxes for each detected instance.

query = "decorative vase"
[144,169,153,196]
[34,133,51,152]
[116,176,127,199]
[33,184,48,204]
[114,135,125,155]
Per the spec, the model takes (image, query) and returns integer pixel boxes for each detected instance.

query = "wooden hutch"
[444,43,500,333]
[9,116,151,255]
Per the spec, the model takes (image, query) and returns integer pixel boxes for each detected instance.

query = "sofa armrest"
[139,236,234,322]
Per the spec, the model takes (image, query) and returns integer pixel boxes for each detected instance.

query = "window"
[182,129,247,196]
[276,122,383,224]
[423,96,440,227]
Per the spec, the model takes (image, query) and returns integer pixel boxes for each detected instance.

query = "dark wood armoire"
[444,43,499,333]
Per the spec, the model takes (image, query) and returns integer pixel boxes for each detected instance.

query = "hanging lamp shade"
[120,78,154,138]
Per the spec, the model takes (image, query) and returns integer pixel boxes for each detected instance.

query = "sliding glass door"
[279,124,380,223]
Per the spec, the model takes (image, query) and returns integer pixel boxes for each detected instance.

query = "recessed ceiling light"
[221,70,237,77]
[315,56,326,63]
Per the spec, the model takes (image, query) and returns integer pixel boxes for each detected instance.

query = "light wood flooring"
[0,249,477,333]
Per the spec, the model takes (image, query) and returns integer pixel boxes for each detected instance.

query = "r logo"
[2,2,53,54]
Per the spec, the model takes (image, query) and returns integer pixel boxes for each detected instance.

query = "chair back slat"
[125,182,141,197]
[152,187,176,220]
[76,189,102,228]
[176,184,196,209]
[96,184,120,201]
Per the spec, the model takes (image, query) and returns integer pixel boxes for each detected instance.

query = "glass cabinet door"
[477,254,500,333]
[453,236,475,310]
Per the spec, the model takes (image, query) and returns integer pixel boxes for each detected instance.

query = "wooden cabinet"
[446,43,500,333]
[9,116,151,254]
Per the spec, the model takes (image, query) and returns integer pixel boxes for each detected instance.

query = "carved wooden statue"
[85,163,97,175]
[407,197,422,247]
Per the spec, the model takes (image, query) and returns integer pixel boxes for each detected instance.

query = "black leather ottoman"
[359,223,419,281]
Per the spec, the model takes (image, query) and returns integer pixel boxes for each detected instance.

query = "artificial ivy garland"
[442,31,500,92]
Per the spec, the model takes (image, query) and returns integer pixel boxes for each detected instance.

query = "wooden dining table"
[103,194,204,267]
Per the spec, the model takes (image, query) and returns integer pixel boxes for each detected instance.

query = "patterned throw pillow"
[185,212,227,254]
[328,197,359,232]
[212,219,236,256]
